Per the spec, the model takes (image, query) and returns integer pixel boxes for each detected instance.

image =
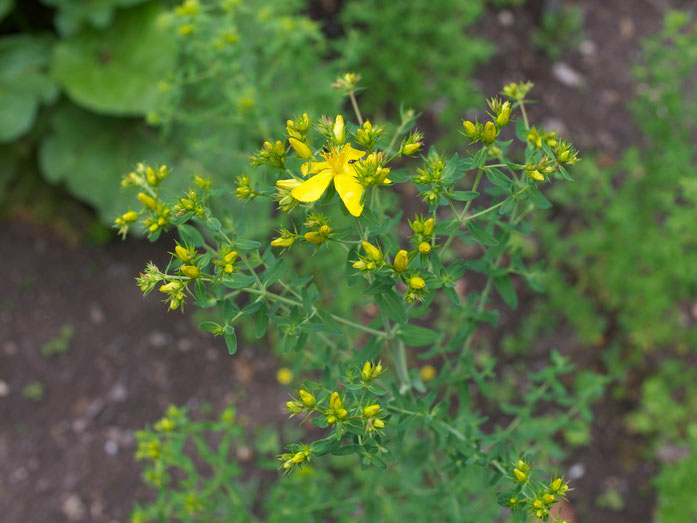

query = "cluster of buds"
[554,139,580,166]
[502,81,534,101]
[274,178,302,213]
[415,154,445,185]
[513,459,531,483]
[212,246,238,275]
[488,97,513,129]
[135,435,161,461]
[140,196,172,234]
[286,389,317,416]
[360,361,385,383]
[159,279,187,310]
[524,156,556,182]
[278,445,312,473]
[249,140,286,169]
[174,187,207,219]
[331,72,361,93]
[354,120,384,150]
[121,162,170,189]
[404,274,427,303]
[400,130,424,156]
[153,405,184,432]
[325,392,348,425]
[270,227,296,249]
[409,215,435,245]
[114,210,139,239]
[354,151,391,187]
[527,126,558,149]
[136,262,164,295]
[362,403,385,432]
[235,174,259,201]
[462,97,514,146]
[303,213,331,245]
[286,113,312,142]
[175,0,199,16]
[353,240,383,273]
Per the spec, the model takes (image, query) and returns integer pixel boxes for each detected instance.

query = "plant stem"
[348,91,363,126]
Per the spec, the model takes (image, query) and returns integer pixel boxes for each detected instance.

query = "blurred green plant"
[530,3,584,59]
[40,323,74,357]
[339,0,495,128]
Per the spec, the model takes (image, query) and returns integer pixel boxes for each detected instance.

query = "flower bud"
[289,137,312,159]
[329,392,343,411]
[462,120,477,138]
[420,365,437,381]
[373,418,385,428]
[418,241,431,254]
[513,468,527,482]
[319,225,331,238]
[542,494,555,504]
[298,389,316,407]
[408,276,426,290]
[361,361,372,381]
[291,451,307,464]
[423,218,435,235]
[527,169,545,182]
[402,142,421,156]
[159,281,180,294]
[271,236,294,248]
[180,265,200,278]
[121,211,138,223]
[332,115,345,144]
[393,250,408,272]
[496,102,511,127]
[304,231,326,244]
[362,241,382,262]
[483,121,497,144]
[138,192,157,209]
[363,404,380,418]
[146,167,157,186]
[175,245,191,262]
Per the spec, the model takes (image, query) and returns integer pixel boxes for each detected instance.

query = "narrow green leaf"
[397,324,442,346]
[375,290,408,324]
[485,168,512,189]
[466,220,499,246]
[221,273,257,289]
[494,274,518,309]
[199,321,221,334]
[451,190,479,202]
[224,329,237,355]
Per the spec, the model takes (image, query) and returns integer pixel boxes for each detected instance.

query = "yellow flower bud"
[159,281,180,293]
[551,478,562,492]
[373,418,385,428]
[224,251,238,263]
[175,245,191,261]
[361,361,372,381]
[483,121,497,144]
[418,241,431,254]
[122,211,138,223]
[542,494,555,504]
[138,192,157,209]
[336,408,347,419]
[181,265,200,278]
[402,143,421,156]
[271,236,295,248]
[363,404,380,418]
[393,250,408,272]
[298,389,316,407]
[362,241,382,262]
[352,260,367,270]
[332,114,345,144]
[409,276,426,290]
[289,137,312,159]
[149,223,159,233]
[496,102,511,127]
[420,365,437,381]
[528,169,545,182]
[224,264,234,274]
[329,392,343,411]
[319,225,331,238]
[304,231,326,244]
[423,218,435,235]
[276,367,293,385]
[463,120,477,138]
[291,451,307,464]
[146,166,157,186]
[513,468,527,482]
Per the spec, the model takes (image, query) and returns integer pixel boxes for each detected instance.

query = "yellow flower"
[291,144,366,216]
[276,367,293,385]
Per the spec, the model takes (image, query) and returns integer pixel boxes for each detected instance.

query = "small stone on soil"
[552,63,585,88]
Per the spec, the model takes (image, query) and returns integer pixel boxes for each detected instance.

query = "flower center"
[323,145,352,176]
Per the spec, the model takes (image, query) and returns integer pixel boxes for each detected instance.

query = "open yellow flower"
[291,144,366,217]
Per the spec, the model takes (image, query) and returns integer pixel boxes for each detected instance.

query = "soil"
[1,0,694,522]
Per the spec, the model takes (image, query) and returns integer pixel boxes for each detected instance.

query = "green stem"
[348,91,364,126]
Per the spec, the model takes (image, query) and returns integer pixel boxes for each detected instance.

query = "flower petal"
[291,170,333,202]
[345,145,366,162]
[334,173,364,216]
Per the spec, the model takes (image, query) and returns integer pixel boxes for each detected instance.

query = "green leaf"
[472,146,488,168]
[221,273,257,289]
[494,274,518,309]
[440,153,463,184]
[451,190,479,202]
[224,329,238,355]
[206,218,222,232]
[0,34,57,142]
[235,238,262,251]
[177,224,205,247]
[375,290,408,324]
[222,298,238,323]
[42,0,148,36]
[254,303,269,338]
[38,103,177,223]
[485,167,512,189]
[527,186,552,208]
[51,4,176,115]
[199,321,221,334]
[466,220,499,246]
[397,324,442,346]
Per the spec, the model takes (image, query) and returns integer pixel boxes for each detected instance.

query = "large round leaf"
[52,3,176,116]
[0,34,57,142]
[38,103,181,222]
[40,0,147,36]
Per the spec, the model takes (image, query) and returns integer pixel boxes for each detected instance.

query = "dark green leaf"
[199,321,221,334]
[221,273,256,289]
[466,220,499,246]
[375,290,408,324]
[485,168,512,189]
[224,329,237,355]
[451,190,479,202]
[397,324,442,346]
[494,274,518,309]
